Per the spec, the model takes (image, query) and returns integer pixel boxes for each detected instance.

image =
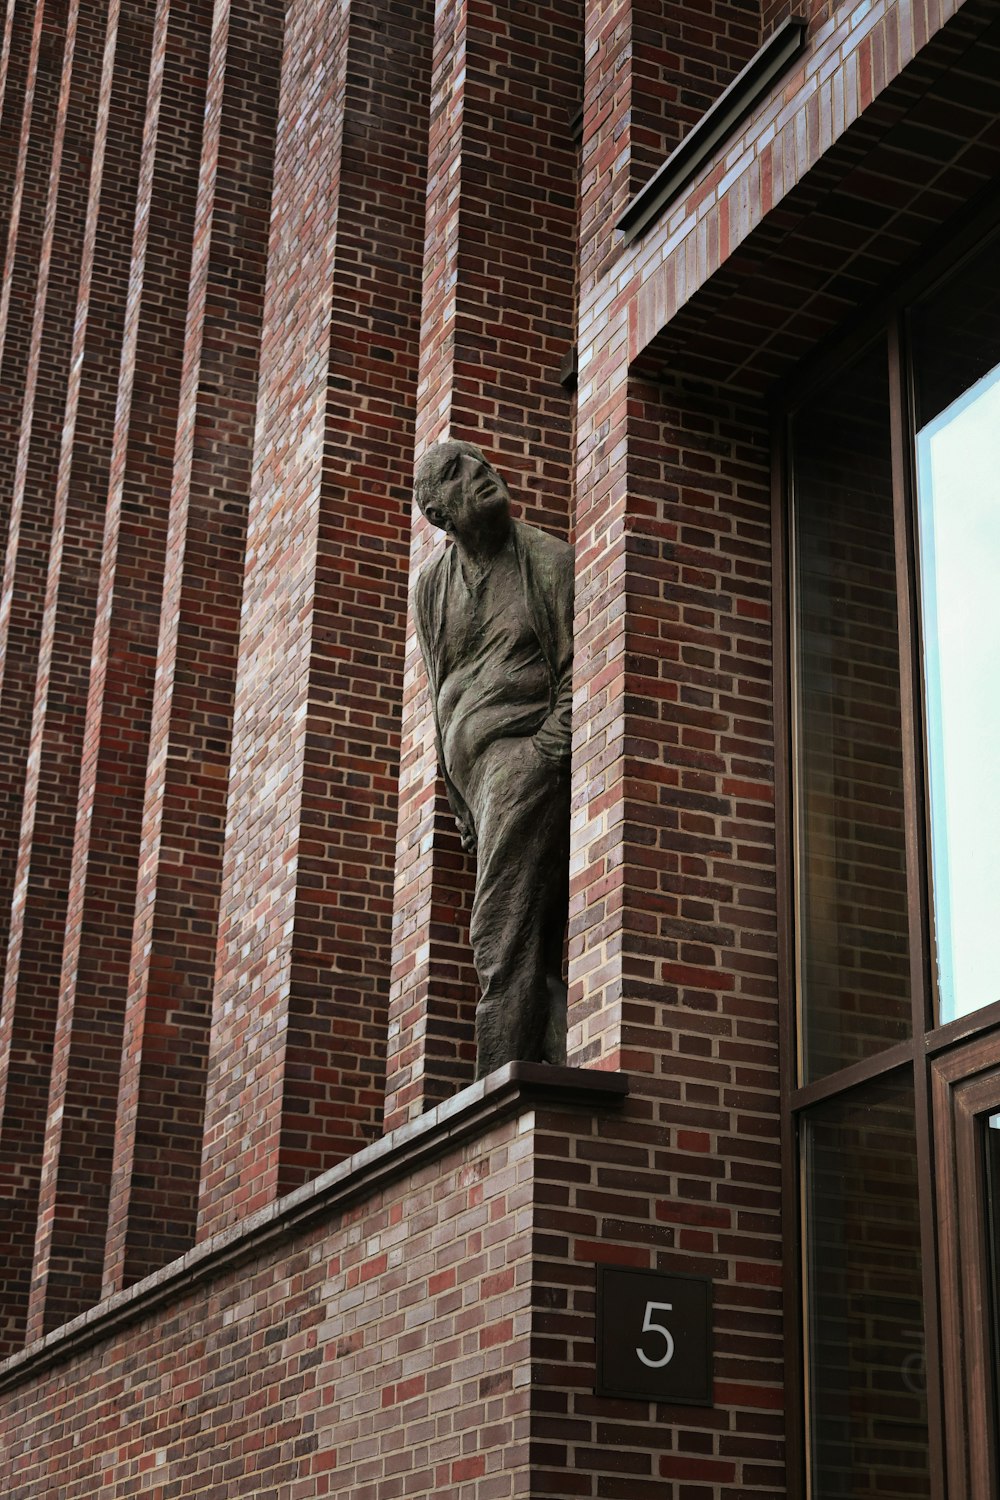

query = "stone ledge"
[0,1063,628,1393]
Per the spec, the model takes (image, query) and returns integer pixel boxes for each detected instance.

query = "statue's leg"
[468,737,570,1077]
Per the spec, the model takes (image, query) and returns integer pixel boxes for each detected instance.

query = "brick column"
[0,0,68,993]
[196,0,433,1237]
[571,374,776,1063]
[0,0,154,1358]
[100,0,282,1297]
[383,0,582,1129]
[554,4,785,1481]
[0,0,39,245]
[24,0,213,1342]
[568,0,634,1071]
[570,0,779,1076]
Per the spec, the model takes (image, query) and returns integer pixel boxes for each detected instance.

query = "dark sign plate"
[595,1265,713,1405]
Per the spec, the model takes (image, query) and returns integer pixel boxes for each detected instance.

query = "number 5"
[636,1300,674,1368]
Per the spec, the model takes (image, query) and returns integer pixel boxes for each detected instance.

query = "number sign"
[595,1266,713,1404]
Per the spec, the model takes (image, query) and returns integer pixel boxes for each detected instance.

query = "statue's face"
[419,453,510,537]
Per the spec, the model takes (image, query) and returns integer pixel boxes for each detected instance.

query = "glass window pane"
[803,1074,929,1498]
[792,340,912,1082]
[912,240,1000,1025]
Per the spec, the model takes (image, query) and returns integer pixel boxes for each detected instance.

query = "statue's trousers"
[466,735,570,1075]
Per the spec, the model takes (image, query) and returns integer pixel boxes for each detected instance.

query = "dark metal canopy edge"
[617,15,808,244]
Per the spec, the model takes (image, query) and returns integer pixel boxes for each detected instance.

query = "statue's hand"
[457,818,478,855]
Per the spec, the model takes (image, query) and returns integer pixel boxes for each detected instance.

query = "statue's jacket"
[413,518,574,842]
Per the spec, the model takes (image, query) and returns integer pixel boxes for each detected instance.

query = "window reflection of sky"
[916,361,1000,1022]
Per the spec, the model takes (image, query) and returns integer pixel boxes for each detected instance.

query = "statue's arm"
[437,737,477,853]
[414,563,478,853]
[532,545,574,767]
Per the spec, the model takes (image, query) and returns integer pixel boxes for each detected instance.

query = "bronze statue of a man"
[413,440,573,1077]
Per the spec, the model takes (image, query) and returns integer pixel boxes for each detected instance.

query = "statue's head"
[414,439,511,539]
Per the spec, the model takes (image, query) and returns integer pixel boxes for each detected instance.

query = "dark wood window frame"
[772,187,1000,1500]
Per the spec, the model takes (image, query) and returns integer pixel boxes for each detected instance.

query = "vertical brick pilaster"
[100,0,282,1297]
[578,0,631,294]
[0,0,154,1359]
[23,0,212,1342]
[197,0,433,1237]
[566,366,785,1483]
[571,377,776,1064]
[569,0,628,1062]
[384,0,583,1129]
[558,0,632,1084]
[0,0,68,1000]
[0,0,39,269]
[569,5,773,1080]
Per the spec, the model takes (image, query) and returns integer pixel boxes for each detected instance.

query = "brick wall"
[0,0,39,244]
[25,0,215,1341]
[531,1094,784,1496]
[1,1111,539,1500]
[0,0,156,1357]
[571,370,776,1060]
[0,0,69,997]
[1,1076,784,1500]
[761,0,844,37]
[566,367,785,1493]
[0,0,994,1493]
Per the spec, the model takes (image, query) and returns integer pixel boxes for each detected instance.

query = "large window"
[911,263,1000,1025]
[784,222,1000,1499]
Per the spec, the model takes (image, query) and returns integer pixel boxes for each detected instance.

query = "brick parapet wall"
[101,0,283,1294]
[385,0,582,1129]
[3,1117,536,1499]
[0,1072,786,1499]
[1,1072,627,1498]
[528,1093,783,1495]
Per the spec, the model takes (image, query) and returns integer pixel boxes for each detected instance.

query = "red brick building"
[1,0,999,1492]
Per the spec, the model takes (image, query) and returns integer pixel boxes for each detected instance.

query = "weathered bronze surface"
[413,441,573,1076]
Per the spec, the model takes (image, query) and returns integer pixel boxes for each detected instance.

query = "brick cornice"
[0,1065,627,1395]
